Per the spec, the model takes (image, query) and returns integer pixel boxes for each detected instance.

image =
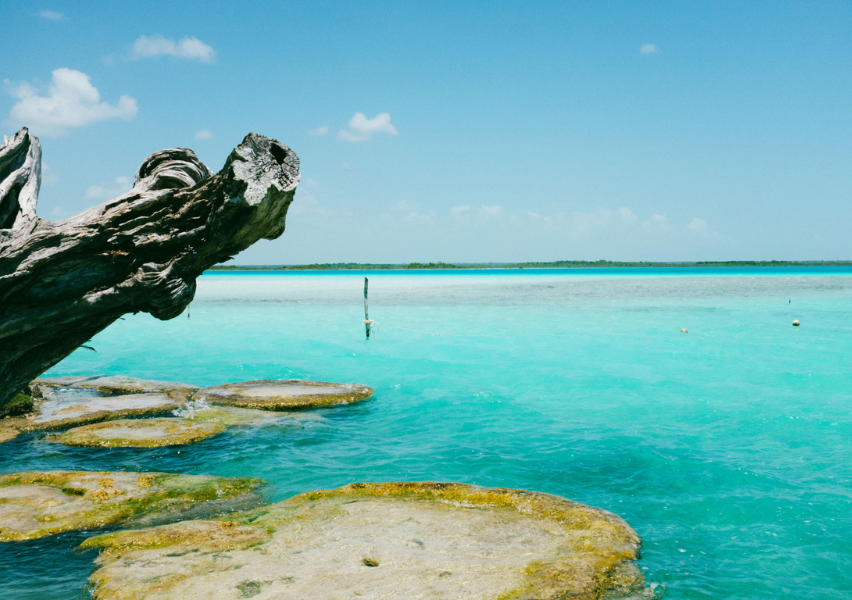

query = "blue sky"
[3,0,851,263]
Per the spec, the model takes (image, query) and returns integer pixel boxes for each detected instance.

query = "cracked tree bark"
[0,127,300,410]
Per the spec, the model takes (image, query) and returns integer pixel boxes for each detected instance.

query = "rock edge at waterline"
[197,379,375,410]
[46,418,226,448]
[82,481,651,600]
[0,471,265,541]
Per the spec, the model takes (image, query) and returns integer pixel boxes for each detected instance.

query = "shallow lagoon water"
[2,268,851,599]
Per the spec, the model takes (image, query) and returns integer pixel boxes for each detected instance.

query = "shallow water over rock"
[0,470,264,541]
[47,418,226,448]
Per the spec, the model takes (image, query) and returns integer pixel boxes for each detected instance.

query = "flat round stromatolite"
[196,379,374,410]
[0,471,264,542]
[82,482,651,600]
[26,376,198,430]
[46,418,225,448]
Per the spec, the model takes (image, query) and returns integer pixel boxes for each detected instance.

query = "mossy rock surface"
[46,418,226,448]
[196,379,374,411]
[175,402,326,427]
[0,471,264,542]
[82,482,650,600]
[25,387,187,431]
[0,392,34,418]
[34,376,198,402]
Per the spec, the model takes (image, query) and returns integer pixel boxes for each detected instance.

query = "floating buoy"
[792,320,800,327]
[680,329,688,333]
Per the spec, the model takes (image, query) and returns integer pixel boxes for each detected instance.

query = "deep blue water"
[2,269,851,599]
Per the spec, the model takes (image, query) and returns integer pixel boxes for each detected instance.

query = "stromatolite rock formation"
[197,379,374,410]
[46,418,225,448]
[24,376,197,431]
[82,482,651,600]
[0,128,300,411]
[0,470,265,541]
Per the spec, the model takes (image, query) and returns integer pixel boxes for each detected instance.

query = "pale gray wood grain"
[0,128,299,410]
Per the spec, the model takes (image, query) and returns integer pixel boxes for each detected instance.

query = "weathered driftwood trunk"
[0,127,299,410]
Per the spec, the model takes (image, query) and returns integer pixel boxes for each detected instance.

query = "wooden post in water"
[364,277,370,339]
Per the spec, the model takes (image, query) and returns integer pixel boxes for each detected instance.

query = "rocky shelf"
[0,470,265,542]
[46,418,225,448]
[82,481,650,600]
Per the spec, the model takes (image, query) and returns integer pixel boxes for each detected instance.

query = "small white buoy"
[680,329,688,333]
[792,320,800,327]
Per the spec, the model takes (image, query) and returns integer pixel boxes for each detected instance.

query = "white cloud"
[688,217,708,232]
[640,44,658,55]
[131,35,216,62]
[478,204,504,217]
[617,207,638,223]
[5,68,137,137]
[450,205,472,218]
[50,206,68,219]
[39,10,64,21]
[307,125,329,136]
[84,176,131,201]
[338,112,398,142]
[194,129,213,140]
[642,213,671,230]
[393,200,419,211]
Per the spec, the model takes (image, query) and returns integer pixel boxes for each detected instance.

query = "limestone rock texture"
[0,470,265,541]
[197,379,374,410]
[82,482,651,600]
[24,376,198,430]
[0,128,300,411]
[46,418,225,448]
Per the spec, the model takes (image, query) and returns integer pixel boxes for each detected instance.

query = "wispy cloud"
[642,213,671,230]
[688,217,707,232]
[338,112,398,142]
[479,205,504,217]
[39,10,64,21]
[194,129,213,140]
[450,205,472,218]
[84,176,132,201]
[5,68,137,137]
[640,44,658,55]
[307,125,329,136]
[130,35,216,62]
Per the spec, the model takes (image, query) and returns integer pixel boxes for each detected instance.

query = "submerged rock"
[82,482,650,600]
[196,379,374,411]
[0,471,264,542]
[174,402,326,427]
[46,418,226,448]
[25,376,197,430]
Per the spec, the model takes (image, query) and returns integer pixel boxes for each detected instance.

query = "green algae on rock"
[35,376,198,402]
[24,376,199,431]
[46,418,226,448]
[175,402,326,427]
[196,379,374,411]
[82,482,651,600]
[0,471,265,542]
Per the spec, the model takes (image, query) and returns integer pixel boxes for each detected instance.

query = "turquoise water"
[2,268,852,599]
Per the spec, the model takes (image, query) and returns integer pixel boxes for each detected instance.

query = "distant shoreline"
[209,260,852,271]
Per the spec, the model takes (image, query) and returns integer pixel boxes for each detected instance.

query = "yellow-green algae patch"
[196,379,374,410]
[45,418,226,448]
[82,482,651,600]
[0,471,264,542]
[175,401,327,427]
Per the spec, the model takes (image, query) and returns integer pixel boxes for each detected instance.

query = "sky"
[2,0,851,263]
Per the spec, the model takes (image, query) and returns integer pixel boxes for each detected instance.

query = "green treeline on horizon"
[208,260,852,271]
